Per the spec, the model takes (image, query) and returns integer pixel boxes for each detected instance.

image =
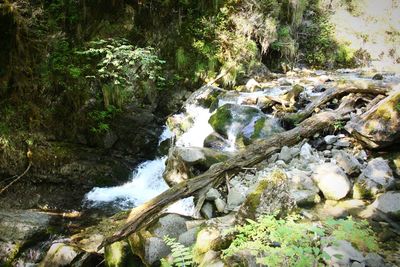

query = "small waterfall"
[84,85,287,215]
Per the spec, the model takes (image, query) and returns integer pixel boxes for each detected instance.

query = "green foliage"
[89,105,120,134]
[333,120,345,132]
[78,38,166,108]
[222,214,378,267]
[162,236,193,267]
[325,217,378,252]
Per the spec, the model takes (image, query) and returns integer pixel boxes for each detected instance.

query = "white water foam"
[86,157,169,207]
[175,105,214,148]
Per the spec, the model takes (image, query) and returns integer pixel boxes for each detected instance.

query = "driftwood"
[282,85,389,124]
[98,93,368,250]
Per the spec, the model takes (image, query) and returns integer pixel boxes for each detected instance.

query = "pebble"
[324,135,338,145]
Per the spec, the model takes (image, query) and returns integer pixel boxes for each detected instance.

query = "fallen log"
[282,84,389,124]
[98,95,361,250]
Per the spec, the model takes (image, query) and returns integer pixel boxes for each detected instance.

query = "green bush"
[222,214,378,267]
[78,38,166,108]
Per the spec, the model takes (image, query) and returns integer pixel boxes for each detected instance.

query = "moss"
[208,104,233,137]
[252,117,266,139]
[353,182,373,200]
[105,240,138,267]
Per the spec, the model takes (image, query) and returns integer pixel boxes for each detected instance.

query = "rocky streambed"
[1,68,400,266]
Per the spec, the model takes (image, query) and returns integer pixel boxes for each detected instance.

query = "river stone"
[206,188,221,201]
[279,146,292,162]
[312,163,351,200]
[323,240,364,266]
[184,85,222,108]
[227,188,246,210]
[178,227,198,247]
[371,191,400,220]
[203,132,230,150]
[0,210,51,266]
[345,87,400,149]
[201,202,214,219]
[333,150,362,175]
[40,243,81,267]
[324,135,338,145]
[245,78,261,91]
[300,143,314,161]
[129,213,189,265]
[214,198,226,213]
[353,158,395,199]
[163,147,232,186]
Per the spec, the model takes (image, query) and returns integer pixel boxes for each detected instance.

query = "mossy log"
[98,94,366,250]
[282,83,389,125]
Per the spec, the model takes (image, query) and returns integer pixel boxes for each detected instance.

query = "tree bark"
[282,85,389,124]
[98,95,362,250]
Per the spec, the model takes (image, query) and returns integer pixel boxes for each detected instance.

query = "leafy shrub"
[78,38,166,108]
[222,214,378,267]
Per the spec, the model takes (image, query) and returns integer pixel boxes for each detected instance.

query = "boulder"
[371,191,400,220]
[183,85,222,108]
[163,147,232,186]
[287,169,320,206]
[236,169,295,220]
[312,163,351,200]
[128,214,189,266]
[353,158,395,199]
[345,88,400,149]
[0,210,51,266]
[208,103,283,145]
[104,240,139,267]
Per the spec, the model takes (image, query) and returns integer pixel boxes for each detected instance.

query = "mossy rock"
[236,169,295,221]
[105,240,139,267]
[209,103,279,144]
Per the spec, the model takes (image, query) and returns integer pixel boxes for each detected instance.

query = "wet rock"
[345,88,400,149]
[323,240,364,266]
[198,250,224,267]
[372,73,384,80]
[163,147,232,186]
[371,191,400,220]
[184,85,223,108]
[40,243,81,267]
[104,240,138,267]
[312,163,351,200]
[208,103,283,145]
[0,210,51,266]
[353,158,395,199]
[324,135,338,145]
[333,150,362,175]
[203,132,230,150]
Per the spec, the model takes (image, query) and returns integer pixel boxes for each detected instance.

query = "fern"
[163,236,193,267]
